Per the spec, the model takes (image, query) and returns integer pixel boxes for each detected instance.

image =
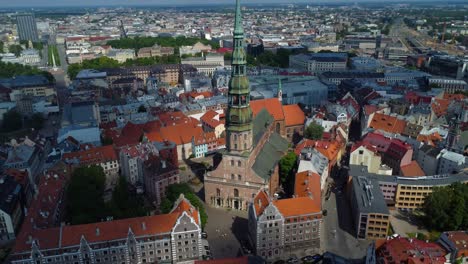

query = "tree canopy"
[279,151,298,185]
[422,182,468,231]
[106,36,219,51]
[106,177,149,219]
[67,55,180,79]
[8,44,23,56]
[2,110,22,132]
[66,166,107,225]
[160,183,207,228]
[304,122,324,140]
[0,61,54,83]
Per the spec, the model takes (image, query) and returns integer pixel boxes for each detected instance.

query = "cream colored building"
[350,144,389,174]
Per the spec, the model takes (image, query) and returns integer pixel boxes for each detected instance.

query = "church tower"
[226,0,253,154]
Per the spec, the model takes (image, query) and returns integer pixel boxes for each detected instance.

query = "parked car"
[302,254,323,263]
[286,256,300,264]
[201,232,208,239]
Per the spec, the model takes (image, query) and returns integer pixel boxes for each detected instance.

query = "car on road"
[302,254,323,263]
[201,232,208,239]
[322,209,328,216]
[286,256,299,264]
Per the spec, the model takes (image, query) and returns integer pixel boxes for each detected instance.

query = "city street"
[322,190,370,259]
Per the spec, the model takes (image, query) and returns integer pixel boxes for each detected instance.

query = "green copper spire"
[226,0,253,154]
[234,0,244,35]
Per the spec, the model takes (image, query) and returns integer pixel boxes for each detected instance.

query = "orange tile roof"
[283,104,305,126]
[273,196,321,217]
[431,98,450,118]
[417,132,443,146]
[315,140,342,163]
[250,98,285,121]
[14,196,198,253]
[294,139,316,155]
[443,93,465,101]
[200,110,223,128]
[369,113,406,134]
[253,190,270,217]
[146,122,203,145]
[400,160,425,177]
[62,145,117,165]
[294,171,321,198]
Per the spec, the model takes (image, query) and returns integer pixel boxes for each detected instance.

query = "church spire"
[226,0,253,154]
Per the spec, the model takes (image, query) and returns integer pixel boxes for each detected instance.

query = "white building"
[438,149,466,174]
[20,49,41,66]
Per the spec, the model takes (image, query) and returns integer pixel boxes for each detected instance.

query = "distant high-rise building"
[16,14,39,42]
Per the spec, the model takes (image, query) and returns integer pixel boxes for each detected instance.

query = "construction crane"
[119,20,128,39]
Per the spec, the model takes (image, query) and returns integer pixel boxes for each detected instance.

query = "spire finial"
[278,77,283,102]
[234,0,243,35]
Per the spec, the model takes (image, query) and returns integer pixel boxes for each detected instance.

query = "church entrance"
[233,200,239,210]
[216,198,221,207]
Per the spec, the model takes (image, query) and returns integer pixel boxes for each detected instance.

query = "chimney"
[141,222,146,230]
[96,227,100,236]
[161,160,166,169]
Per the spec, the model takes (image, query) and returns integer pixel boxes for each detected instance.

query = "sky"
[0,0,451,8]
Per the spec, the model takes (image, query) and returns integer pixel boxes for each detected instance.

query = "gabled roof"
[400,160,425,177]
[250,98,285,121]
[294,170,321,198]
[273,196,321,217]
[252,133,288,180]
[253,190,271,217]
[283,104,305,126]
[369,113,406,135]
[62,145,117,165]
[14,196,199,253]
[146,122,204,146]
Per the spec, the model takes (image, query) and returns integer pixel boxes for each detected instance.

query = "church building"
[204,0,289,210]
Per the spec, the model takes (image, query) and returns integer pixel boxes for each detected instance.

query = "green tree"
[67,57,120,79]
[304,122,324,140]
[28,113,45,130]
[8,44,23,56]
[66,166,107,225]
[0,41,4,53]
[279,151,297,184]
[107,177,148,219]
[160,183,208,228]
[2,110,22,132]
[422,183,468,231]
[0,61,55,83]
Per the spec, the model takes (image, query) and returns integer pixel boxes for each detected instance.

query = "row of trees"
[0,61,54,83]
[1,110,45,133]
[67,55,181,79]
[422,182,468,231]
[106,36,219,51]
[66,166,149,225]
[160,183,208,228]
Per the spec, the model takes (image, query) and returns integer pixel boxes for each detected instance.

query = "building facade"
[10,195,203,264]
[16,14,39,42]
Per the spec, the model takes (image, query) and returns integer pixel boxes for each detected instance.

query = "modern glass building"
[16,14,39,42]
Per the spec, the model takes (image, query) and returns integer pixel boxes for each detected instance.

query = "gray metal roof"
[352,175,389,215]
[252,132,288,180]
[350,164,468,186]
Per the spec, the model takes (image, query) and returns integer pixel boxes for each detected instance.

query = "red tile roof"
[62,145,117,165]
[400,160,425,177]
[294,170,321,199]
[283,104,305,126]
[377,237,447,264]
[200,110,224,129]
[431,98,450,118]
[273,196,321,217]
[14,196,198,253]
[253,190,270,217]
[146,122,204,146]
[369,113,407,134]
[250,98,285,121]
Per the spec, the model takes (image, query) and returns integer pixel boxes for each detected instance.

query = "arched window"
[234,189,239,197]
[237,161,241,167]
[276,123,281,133]
[238,175,242,181]
[216,188,221,196]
